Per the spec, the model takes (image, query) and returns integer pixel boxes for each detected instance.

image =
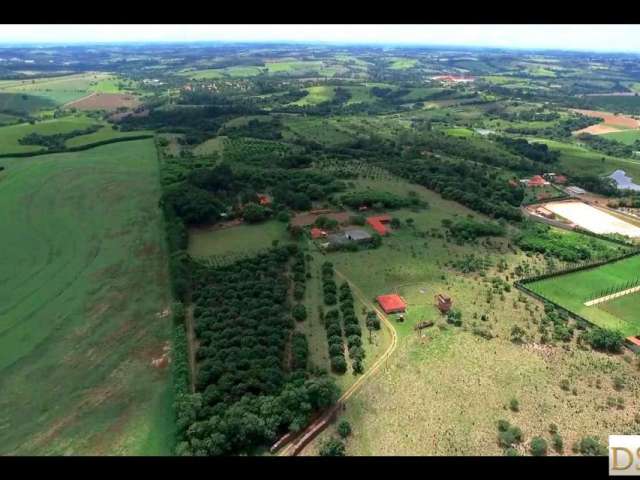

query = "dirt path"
[184,303,197,393]
[279,268,398,456]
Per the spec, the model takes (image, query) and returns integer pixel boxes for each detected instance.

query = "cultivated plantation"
[0,140,174,454]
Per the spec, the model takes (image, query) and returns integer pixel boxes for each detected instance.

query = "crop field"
[0,72,116,107]
[0,139,174,455]
[527,255,640,335]
[180,66,265,79]
[64,92,141,111]
[188,220,289,262]
[302,178,640,455]
[265,60,332,76]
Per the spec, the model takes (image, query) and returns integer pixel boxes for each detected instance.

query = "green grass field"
[601,129,640,145]
[529,137,640,183]
[188,220,289,261]
[388,58,418,70]
[527,255,640,335]
[291,86,335,106]
[0,139,174,455]
[193,135,227,156]
[0,116,151,154]
[180,66,265,79]
[0,72,117,107]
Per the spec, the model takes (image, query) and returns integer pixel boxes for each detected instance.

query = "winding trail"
[278,268,398,456]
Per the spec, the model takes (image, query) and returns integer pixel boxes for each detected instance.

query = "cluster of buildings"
[517,173,568,188]
[431,75,476,84]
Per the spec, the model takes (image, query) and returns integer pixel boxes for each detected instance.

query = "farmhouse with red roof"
[376,294,407,314]
[310,227,327,239]
[258,194,271,206]
[527,175,549,188]
[367,215,392,236]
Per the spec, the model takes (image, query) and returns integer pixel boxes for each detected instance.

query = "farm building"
[310,227,328,239]
[326,228,371,247]
[435,294,452,313]
[367,215,391,235]
[566,186,587,196]
[554,175,568,184]
[527,175,550,187]
[344,228,372,242]
[377,294,407,314]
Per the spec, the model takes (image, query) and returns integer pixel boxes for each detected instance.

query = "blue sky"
[1,25,640,53]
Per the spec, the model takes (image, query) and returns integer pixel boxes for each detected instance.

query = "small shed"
[310,227,328,239]
[435,294,452,313]
[344,228,372,242]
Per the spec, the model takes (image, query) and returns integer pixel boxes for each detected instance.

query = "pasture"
[291,86,336,106]
[527,254,640,335]
[64,92,140,111]
[188,220,289,264]
[602,129,640,145]
[0,72,117,107]
[0,139,174,455]
[302,178,640,455]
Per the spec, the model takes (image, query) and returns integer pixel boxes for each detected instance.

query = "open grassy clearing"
[301,178,640,455]
[291,86,336,106]
[601,129,640,145]
[179,66,265,79]
[193,135,227,156]
[0,139,174,455]
[527,255,640,336]
[188,220,289,261]
[388,58,418,70]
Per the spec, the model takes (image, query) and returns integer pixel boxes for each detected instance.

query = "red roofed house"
[527,175,548,188]
[310,227,327,240]
[367,215,392,236]
[258,194,271,206]
[376,294,407,314]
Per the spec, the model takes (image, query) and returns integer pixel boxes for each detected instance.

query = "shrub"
[552,433,564,453]
[319,437,346,457]
[497,419,511,432]
[530,437,548,456]
[337,420,352,439]
[292,304,307,322]
[509,398,520,412]
[578,436,607,456]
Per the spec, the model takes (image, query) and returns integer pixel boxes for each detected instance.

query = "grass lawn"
[188,220,289,263]
[0,139,174,455]
[527,255,640,336]
[180,66,265,79]
[389,58,418,70]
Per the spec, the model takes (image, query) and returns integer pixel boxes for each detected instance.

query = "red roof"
[310,227,327,239]
[258,194,271,205]
[377,294,407,314]
[528,175,547,187]
[367,216,391,235]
